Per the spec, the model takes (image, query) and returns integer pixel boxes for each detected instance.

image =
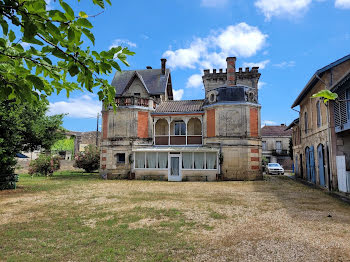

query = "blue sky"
[46,0,350,131]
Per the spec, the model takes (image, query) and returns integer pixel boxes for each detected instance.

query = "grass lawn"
[1,172,350,261]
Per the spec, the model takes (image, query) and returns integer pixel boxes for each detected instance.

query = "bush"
[74,145,100,173]
[29,154,60,176]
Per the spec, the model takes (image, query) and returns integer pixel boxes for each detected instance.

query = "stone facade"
[261,125,293,170]
[290,55,350,190]
[100,57,262,181]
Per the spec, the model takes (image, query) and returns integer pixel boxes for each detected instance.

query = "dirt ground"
[1,173,350,261]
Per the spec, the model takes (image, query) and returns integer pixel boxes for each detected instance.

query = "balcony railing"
[155,135,202,145]
[115,96,156,108]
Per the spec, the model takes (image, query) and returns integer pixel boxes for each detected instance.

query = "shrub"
[29,154,60,176]
[74,145,100,173]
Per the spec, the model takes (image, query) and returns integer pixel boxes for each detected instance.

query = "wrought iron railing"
[115,96,155,108]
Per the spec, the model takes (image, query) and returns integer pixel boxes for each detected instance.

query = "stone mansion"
[100,57,262,181]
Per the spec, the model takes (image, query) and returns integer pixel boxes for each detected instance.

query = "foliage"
[74,144,100,172]
[28,154,60,176]
[289,138,293,160]
[0,100,64,184]
[51,137,75,153]
[0,0,134,107]
[311,90,338,103]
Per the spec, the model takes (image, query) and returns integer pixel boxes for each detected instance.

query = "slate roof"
[154,100,205,113]
[261,125,292,137]
[291,54,350,108]
[111,69,170,96]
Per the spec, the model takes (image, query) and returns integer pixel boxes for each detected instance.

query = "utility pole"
[96,112,100,147]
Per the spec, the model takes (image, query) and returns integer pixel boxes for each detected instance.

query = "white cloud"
[262,120,277,126]
[110,39,137,49]
[173,89,184,100]
[273,61,296,68]
[258,81,266,89]
[45,0,53,9]
[335,0,350,8]
[163,38,207,69]
[163,23,267,70]
[48,94,101,118]
[201,0,228,7]
[243,60,270,70]
[254,0,312,20]
[140,34,150,40]
[186,74,203,88]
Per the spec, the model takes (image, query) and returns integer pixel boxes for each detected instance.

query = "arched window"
[304,112,308,134]
[316,101,321,128]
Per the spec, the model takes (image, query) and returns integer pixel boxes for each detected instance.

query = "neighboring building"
[290,54,350,191]
[100,57,262,181]
[65,131,101,155]
[261,124,293,170]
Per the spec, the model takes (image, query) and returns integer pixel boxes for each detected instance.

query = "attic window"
[134,93,140,96]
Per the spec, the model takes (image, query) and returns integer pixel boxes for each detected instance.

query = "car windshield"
[268,163,280,167]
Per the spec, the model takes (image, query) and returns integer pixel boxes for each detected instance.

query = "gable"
[122,76,149,97]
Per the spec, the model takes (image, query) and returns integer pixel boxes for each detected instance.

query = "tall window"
[174,121,186,135]
[304,112,308,134]
[262,141,267,151]
[316,101,321,128]
[276,141,282,153]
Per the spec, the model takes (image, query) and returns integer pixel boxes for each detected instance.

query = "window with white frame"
[135,152,217,170]
[135,152,168,169]
[262,141,267,151]
[174,121,186,135]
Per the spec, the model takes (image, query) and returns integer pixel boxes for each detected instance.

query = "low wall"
[15,159,83,173]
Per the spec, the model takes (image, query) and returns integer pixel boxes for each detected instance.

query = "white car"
[266,163,284,175]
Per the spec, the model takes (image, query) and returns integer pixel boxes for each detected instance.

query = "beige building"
[289,54,350,191]
[261,125,293,170]
[100,57,262,181]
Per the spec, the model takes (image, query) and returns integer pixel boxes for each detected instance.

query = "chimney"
[146,66,152,69]
[226,57,236,86]
[161,58,167,75]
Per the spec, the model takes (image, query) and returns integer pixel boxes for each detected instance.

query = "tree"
[289,138,293,160]
[0,100,64,187]
[312,90,338,103]
[0,0,134,107]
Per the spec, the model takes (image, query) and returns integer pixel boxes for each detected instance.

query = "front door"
[168,154,182,181]
[318,144,325,187]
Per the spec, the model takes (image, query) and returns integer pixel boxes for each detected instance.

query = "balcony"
[115,96,156,108]
[271,149,289,156]
[154,118,202,146]
[155,135,202,145]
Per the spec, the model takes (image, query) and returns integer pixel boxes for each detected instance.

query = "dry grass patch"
[1,173,350,261]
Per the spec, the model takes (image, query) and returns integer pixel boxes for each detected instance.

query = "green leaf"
[76,18,93,28]
[26,75,44,90]
[82,29,95,45]
[68,28,75,42]
[8,30,15,42]
[92,0,105,8]
[60,1,75,20]
[0,20,8,35]
[311,90,338,103]
[79,11,88,18]
[23,21,38,40]
[68,64,79,76]
[49,10,67,22]
[47,22,61,39]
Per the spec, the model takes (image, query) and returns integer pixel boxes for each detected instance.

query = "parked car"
[266,163,284,175]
